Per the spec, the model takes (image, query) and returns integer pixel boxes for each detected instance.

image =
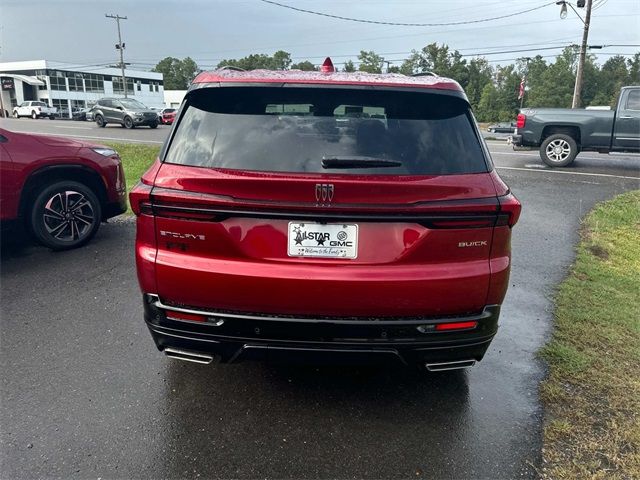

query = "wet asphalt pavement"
[1,126,639,478]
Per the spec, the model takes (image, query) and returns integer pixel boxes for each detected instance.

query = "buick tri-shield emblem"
[315,184,334,203]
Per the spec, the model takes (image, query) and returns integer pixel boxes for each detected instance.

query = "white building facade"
[163,89,187,109]
[0,60,164,118]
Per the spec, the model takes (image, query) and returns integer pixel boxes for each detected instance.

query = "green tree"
[628,53,640,84]
[465,58,493,111]
[152,57,199,90]
[343,60,356,72]
[291,60,317,71]
[520,56,548,108]
[527,47,576,108]
[357,51,384,73]
[591,55,630,106]
[476,82,500,122]
[217,51,292,71]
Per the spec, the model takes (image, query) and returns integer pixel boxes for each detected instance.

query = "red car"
[159,108,176,125]
[130,59,521,370]
[0,128,127,249]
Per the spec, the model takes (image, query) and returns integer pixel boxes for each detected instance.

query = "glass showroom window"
[49,72,67,91]
[51,98,69,116]
[85,74,104,93]
[113,77,135,95]
[68,73,84,92]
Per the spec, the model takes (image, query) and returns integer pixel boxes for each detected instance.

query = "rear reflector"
[435,321,478,331]
[166,310,207,323]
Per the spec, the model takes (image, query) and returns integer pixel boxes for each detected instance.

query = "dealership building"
[0,60,164,118]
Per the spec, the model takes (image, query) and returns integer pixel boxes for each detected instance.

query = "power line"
[259,0,557,27]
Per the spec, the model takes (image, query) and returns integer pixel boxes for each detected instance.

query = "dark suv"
[130,59,521,371]
[92,98,159,129]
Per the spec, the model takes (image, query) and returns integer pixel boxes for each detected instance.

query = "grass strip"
[540,190,640,479]
[104,142,160,213]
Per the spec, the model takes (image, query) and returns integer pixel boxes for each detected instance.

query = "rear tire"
[149,121,158,129]
[95,115,106,128]
[540,133,578,167]
[29,181,102,250]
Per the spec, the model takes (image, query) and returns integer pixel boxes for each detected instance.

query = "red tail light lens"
[435,321,478,331]
[496,192,522,227]
[129,182,153,215]
[516,113,526,129]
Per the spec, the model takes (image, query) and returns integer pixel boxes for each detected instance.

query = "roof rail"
[217,65,246,72]
[411,71,437,77]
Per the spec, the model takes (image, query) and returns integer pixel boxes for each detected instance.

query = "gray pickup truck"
[511,86,640,166]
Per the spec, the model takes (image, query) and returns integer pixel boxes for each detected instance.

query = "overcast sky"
[1,0,639,71]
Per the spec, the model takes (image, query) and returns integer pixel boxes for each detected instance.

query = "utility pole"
[572,0,593,108]
[105,14,128,98]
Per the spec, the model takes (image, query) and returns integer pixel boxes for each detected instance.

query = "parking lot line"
[496,165,639,181]
[49,125,94,130]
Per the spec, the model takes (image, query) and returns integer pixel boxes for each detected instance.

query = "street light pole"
[105,14,128,98]
[571,0,593,108]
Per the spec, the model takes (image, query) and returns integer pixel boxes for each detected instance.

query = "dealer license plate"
[287,222,358,259]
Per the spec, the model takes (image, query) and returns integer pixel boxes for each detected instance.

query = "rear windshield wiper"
[321,156,402,169]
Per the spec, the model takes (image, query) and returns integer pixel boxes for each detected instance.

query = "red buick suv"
[131,60,521,371]
[0,128,127,250]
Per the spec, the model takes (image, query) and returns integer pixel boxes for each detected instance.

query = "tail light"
[435,321,478,331]
[129,182,153,215]
[516,113,526,129]
[496,193,522,227]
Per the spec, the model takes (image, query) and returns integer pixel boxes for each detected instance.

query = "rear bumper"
[511,134,523,146]
[142,294,501,365]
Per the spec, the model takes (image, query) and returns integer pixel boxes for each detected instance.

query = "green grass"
[105,142,160,213]
[540,190,640,479]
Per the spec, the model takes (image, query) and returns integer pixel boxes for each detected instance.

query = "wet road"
[1,121,639,479]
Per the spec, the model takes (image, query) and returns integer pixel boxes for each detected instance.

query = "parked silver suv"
[92,98,159,129]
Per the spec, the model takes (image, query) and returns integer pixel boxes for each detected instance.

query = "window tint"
[626,89,640,110]
[166,87,487,175]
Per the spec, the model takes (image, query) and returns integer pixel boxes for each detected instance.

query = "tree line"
[153,44,640,122]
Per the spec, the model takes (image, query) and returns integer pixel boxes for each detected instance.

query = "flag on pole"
[518,76,525,100]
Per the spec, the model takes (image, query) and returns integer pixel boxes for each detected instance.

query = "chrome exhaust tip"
[164,348,214,365]
[425,359,476,372]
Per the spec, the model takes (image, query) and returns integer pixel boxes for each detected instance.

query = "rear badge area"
[458,241,488,248]
[288,222,358,259]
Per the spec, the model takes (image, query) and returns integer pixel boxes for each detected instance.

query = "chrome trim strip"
[425,359,476,371]
[164,347,214,364]
[149,294,494,327]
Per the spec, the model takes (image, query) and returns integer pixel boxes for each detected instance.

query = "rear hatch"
[147,85,502,317]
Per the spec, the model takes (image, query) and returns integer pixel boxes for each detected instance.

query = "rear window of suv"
[165,87,488,175]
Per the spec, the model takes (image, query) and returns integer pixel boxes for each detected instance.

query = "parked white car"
[12,101,57,119]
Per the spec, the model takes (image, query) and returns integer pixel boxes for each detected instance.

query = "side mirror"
[117,106,124,111]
